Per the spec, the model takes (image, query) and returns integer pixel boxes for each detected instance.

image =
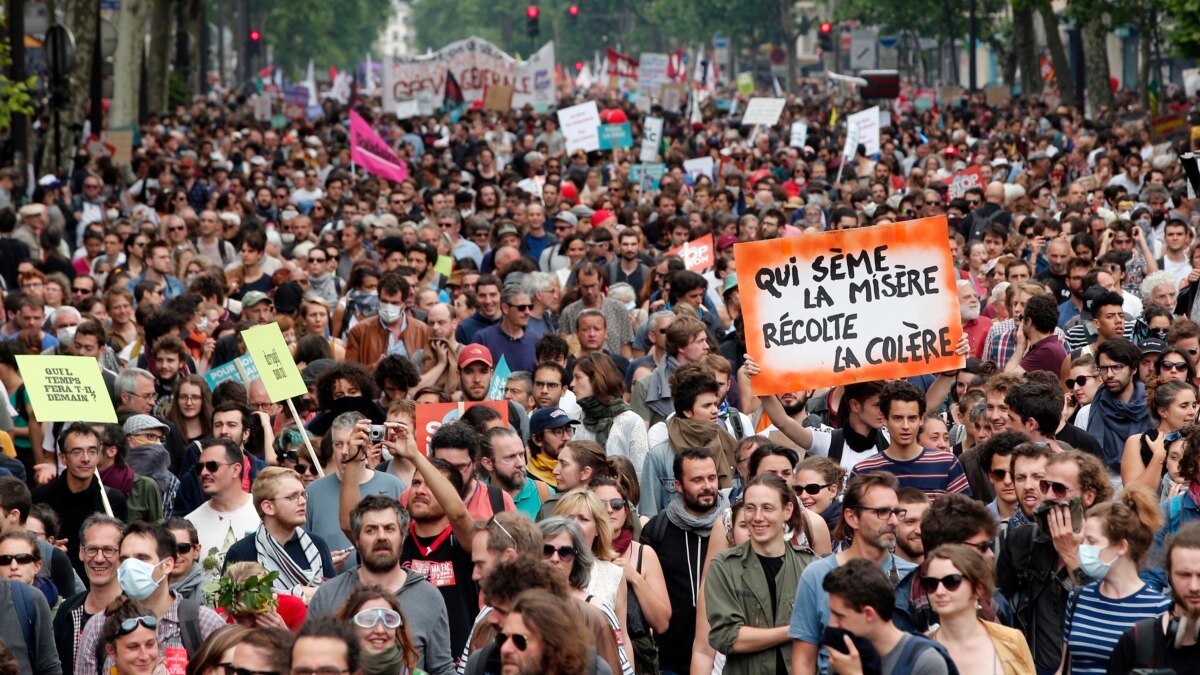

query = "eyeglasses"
[116,615,158,637]
[918,573,965,594]
[548,426,575,438]
[1097,364,1127,374]
[495,632,529,651]
[132,432,164,443]
[1161,361,1190,372]
[533,380,561,390]
[856,506,906,520]
[72,287,91,294]
[963,540,994,554]
[601,498,626,511]
[0,554,37,566]
[438,221,455,229]
[988,468,1010,481]
[352,607,402,629]
[224,666,281,675]
[1039,479,1072,498]
[269,491,307,504]
[543,544,577,561]
[167,225,186,232]
[177,394,202,403]
[488,515,516,545]
[175,542,198,556]
[795,483,833,495]
[1066,375,1098,388]
[83,545,119,559]
[309,256,327,263]
[194,460,233,475]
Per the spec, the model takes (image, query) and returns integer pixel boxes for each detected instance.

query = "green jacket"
[127,475,163,523]
[704,540,815,675]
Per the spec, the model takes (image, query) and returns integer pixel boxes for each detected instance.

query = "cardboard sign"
[789,121,809,149]
[204,354,259,391]
[557,100,602,153]
[108,129,134,164]
[483,84,514,112]
[948,166,984,200]
[15,355,117,423]
[630,163,666,191]
[660,83,685,113]
[741,98,786,126]
[598,123,634,150]
[846,106,881,157]
[641,116,664,162]
[938,85,964,104]
[241,324,307,402]
[667,234,716,272]
[735,216,964,395]
[736,72,755,96]
[683,156,715,182]
[415,401,509,455]
[985,85,1010,107]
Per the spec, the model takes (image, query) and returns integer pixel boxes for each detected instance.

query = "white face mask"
[378,302,403,324]
[280,232,296,245]
[57,326,77,344]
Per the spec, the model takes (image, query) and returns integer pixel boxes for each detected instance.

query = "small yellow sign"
[241,323,307,402]
[737,72,755,96]
[15,355,117,423]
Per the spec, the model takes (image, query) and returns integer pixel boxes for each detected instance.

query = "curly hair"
[316,362,379,411]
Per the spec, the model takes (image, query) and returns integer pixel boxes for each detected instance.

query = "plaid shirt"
[75,592,226,675]
[983,320,1071,366]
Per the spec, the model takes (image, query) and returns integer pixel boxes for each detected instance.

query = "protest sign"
[242,324,307,402]
[15,355,116,423]
[985,85,1010,107]
[735,216,964,395]
[638,53,670,97]
[598,123,634,150]
[660,83,685,113]
[630,163,666,191]
[847,106,881,156]
[1182,153,1200,200]
[606,47,639,80]
[558,100,602,153]
[789,121,809,149]
[487,355,512,401]
[948,166,984,200]
[741,98,786,126]
[253,94,272,121]
[667,234,716,272]
[1152,112,1189,144]
[641,117,664,162]
[483,84,514,112]
[350,110,410,184]
[736,72,755,96]
[683,156,715,183]
[108,129,134,164]
[203,354,259,391]
[415,401,509,455]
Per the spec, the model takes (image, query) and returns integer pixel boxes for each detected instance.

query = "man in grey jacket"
[307,495,454,675]
[0,575,61,674]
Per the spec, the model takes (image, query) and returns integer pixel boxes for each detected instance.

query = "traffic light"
[249,29,262,57]
[817,22,833,52]
[575,61,584,71]
[526,6,540,38]
[567,5,579,26]
[249,29,261,42]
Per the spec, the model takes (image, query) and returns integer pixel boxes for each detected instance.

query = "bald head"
[494,245,521,272]
[986,181,1006,205]
[426,302,456,339]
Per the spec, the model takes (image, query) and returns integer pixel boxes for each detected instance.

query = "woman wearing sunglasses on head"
[334,585,426,675]
[102,597,164,675]
[1060,485,1169,675]
[1120,381,1199,491]
[924,544,1034,675]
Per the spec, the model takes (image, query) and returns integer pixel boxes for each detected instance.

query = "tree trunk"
[112,0,149,128]
[190,0,206,94]
[1037,0,1076,107]
[1080,14,1114,113]
[147,0,171,115]
[43,0,97,175]
[1013,2,1042,97]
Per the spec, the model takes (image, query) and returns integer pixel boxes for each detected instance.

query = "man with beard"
[1035,238,1073,303]
[172,402,269,516]
[892,488,930,578]
[407,241,447,292]
[1056,258,1093,328]
[640,447,725,675]
[1109,522,1200,673]
[224,467,335,601]
[984,282,1066,366]
[53,514,124,675]
[411,303,463,380]
[958,280,991,359]
[481,427,551,520]
[1075,337,1151,472]
[457,344,529,441]
[425,422,515,520]
[185,438,261,559]
[790,472,902,674]
[306,494,455,675]
[609,230,648,290]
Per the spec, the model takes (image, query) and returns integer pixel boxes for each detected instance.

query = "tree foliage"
[834,0,1007,44]
[1164,0,1200,58]
[264,0,393,78]
[0,14,37,132]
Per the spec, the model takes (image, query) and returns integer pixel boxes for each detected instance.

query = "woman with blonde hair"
[553,490,631,654]
[334,585,426,675]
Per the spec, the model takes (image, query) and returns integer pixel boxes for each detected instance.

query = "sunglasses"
[506,303,534,312]
[963,540,994,554]
[988,468,1010,481]
[919,573,965,594]
[117,615,158,637]
[353,608,402,629]
[72,287,91,294]
[193,460,231,475]
[1039,479,1071,498]
[221,666,279,675]
[176,542,198,556]
[601,498,626,511]
[543,544,577,562]
[0,554,37,566]
[795,483,833,495]
[495,632,529,651]
[1066,375,1097,388]
[1161,361,1189,372]
[295,463,319,476]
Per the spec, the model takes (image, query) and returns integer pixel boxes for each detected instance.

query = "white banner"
[641,117,664,162]
[638,53,670,98]
[847,106,882,157]
[557,101,602,153]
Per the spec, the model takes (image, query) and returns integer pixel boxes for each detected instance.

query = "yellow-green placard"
[241,323,307,402]
[737,72,755,96]
[15,355,117,423]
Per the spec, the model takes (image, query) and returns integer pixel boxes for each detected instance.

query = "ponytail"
[1086,483,1162,566]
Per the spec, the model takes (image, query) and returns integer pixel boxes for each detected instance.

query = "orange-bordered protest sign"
[414,401,509,455]
[735,216,965,395]
[667,233,715,272]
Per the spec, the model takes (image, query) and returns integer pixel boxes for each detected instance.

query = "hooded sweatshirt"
[169,562,205,602]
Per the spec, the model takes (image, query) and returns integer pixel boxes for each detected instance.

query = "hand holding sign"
[242,323,324,476]
[16,355,116,423]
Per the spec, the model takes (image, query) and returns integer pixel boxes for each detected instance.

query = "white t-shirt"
[186,495,262,559]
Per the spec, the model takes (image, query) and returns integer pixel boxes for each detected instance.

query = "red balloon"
[607,108,628,124]
[599,109,614,123]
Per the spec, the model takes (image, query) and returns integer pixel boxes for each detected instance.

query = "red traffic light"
[249,29,261,41]
[819,22,832,34]
[575,61,583,71]
[568,5,579,15]
[527,5,539,18]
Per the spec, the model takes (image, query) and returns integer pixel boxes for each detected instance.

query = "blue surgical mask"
[1078,543,1119,580]
[118,558,165,600]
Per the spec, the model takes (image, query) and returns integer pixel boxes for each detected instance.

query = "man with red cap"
[457,344,530,442]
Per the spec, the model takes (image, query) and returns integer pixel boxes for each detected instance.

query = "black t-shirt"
[1107,616,1200,674]
[756,553,787,675]
[1037,269,1071,304]
[400,526,478,660]
[641,516,710,672]
[32,477,128,580]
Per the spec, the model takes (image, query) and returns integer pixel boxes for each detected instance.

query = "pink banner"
[349,110,409,184]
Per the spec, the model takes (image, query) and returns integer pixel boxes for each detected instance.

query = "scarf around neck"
[1087,382,1150,469]
[579,395,631,449]
[254,524,324,595]
[100,463,136,497]
[360,645,407,675]
[664,489,728,537]
[666,416,737,488]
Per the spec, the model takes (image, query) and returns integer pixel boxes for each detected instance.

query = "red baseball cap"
[457,344,494,369]
[592,209,616,227]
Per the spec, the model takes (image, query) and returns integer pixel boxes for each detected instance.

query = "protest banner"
[1152,112,1190,144]
[948,166,984,200]
[15,355,116,423]
[598,123,634,150]
[683,156,715,182]
[415,401,509,455]
[349,109,410,184]
[606,47,639,80]
[847,106,881,157]
[735,216,964,395]
[736,72,755,96]
[660,83,685,113]
[641,116,664,162]
[638,52,670,97]
[382,38,555,114]
[667,234,716,272]
[789,121,809,149]
[204,354,259,391]
[242,323,323,475]
[486,355,512,401]
[483,84,514,112]
[630,163,666,191]
[557,100,602,153]
[740,98,786,126]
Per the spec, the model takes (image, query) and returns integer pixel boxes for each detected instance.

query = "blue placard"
[598,123,634,150]
[630,163,666,191]
[203,354,259,391]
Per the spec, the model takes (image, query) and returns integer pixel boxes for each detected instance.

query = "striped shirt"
[1064,581,1170,674]
[848,448,972,497]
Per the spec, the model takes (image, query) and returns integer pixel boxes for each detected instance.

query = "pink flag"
[349,110,409,184]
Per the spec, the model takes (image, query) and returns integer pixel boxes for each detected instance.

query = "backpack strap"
[534,479,550,502]
[1133,616,1159,668]
[729,410,745,439]
[178,596,203,654]
[901,634,960,675]
[487,485,506,516]
[829,429,845,464]
[10,581,37,670]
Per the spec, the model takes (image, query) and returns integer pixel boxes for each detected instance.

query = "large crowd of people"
[0,75,1197,675]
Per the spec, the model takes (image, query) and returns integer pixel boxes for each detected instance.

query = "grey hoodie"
[170,562,205,602]
[309,568,454,675]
